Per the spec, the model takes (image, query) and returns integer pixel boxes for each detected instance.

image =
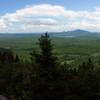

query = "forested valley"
[0,33,100,100]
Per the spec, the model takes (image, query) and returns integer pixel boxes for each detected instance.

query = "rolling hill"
[50,29,100,38]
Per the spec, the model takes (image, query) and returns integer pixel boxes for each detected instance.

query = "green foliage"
[31,33,66,100]
[0,34,100,100]
[1,34,100,62]
[0,49,20,64]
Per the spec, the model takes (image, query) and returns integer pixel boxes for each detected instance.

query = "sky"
[0,0,100,33]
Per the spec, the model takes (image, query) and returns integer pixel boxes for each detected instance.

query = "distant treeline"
[0,33,100,100]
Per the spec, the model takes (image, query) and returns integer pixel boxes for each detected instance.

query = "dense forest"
[0,33,100,100]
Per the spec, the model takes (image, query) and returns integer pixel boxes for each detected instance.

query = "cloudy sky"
[0,0,100,33]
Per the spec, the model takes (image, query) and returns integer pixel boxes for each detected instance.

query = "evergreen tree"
[73,58,100,100]
[0,49,18,64]
[31,33,66,100]
[15,54,20,63]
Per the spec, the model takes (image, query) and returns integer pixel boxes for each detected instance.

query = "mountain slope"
[50,29,100,38]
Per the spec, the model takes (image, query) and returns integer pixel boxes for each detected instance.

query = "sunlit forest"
[0,33,100,100]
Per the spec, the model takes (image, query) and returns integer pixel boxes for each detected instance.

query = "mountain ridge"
[50,29,100,38]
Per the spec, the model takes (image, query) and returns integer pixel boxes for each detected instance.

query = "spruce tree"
[31,33,65,100]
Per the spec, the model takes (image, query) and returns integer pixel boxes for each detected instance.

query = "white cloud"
[1,4,100,33]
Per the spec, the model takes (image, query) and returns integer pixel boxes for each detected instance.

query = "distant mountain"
[66,29,91,36]
[0,29,100,38]
[50,29,100,38]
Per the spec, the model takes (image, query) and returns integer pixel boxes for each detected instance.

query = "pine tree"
[31,33,66,100]
[15,54,20,63]
[77,58,100,99]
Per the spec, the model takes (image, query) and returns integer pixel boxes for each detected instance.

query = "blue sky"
[0,0,100,14]
[0,0,100,33]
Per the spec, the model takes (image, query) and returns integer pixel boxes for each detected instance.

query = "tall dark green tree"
[31,33,66,100]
